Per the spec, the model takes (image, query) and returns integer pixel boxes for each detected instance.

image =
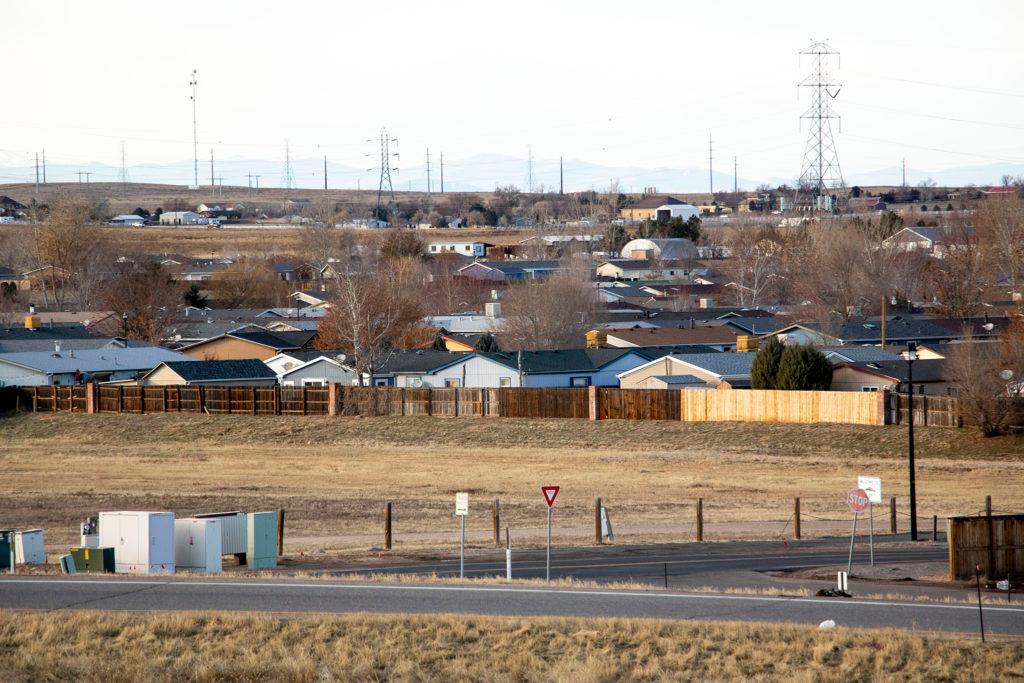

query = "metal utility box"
[0,530,12,570]
[80,517,99,548]
[15,529,46,564]
[174,518,222,573]
[70,546,115,573]
[98,511,175,574]
[194,511,247,557]
[247,511,278,569]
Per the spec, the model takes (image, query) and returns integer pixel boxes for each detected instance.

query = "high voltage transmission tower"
[282,140,295,189]
[189,69,199,187]
[367,129,398,222]
[119,141,130,196]
[797,41,844,208]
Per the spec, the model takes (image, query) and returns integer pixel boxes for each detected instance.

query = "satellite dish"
[1000,369,1014,381]
[335,353,346,363]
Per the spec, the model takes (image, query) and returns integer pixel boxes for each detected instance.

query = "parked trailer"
[174,518,222,573]
[98,511,175,574]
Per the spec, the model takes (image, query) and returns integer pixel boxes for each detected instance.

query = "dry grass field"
[3,413,1021,555]
[0,610,1020,682]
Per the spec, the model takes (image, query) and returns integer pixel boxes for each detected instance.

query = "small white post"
[546,507,552,582]
[459,515,465,579]
[868,503,875,567]
[505,526,512,581]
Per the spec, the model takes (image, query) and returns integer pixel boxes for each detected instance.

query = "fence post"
[328,383,339,416]
[198,386,206,414]
[985,495,995,580]
[139,387,145,414]
[52,386,57,412]
[273,386,280,415]
[454,388,460,417]
[176,387,182,412]
[697,498,704,542]
[595,497,603,544]
[400,387,406,417]
[384,501,392,550]
[118,386,124,413]
[251,386,257,415]
[588,385,599,421]
[31,386,37,412]
[493,499,500,546]
[932,514,938,542]
[890,496,897,534]
[426,388,432,416]
[86,383,96,414]
[794,497,801,540]
[301,387,308,415]
[163,386,169,413]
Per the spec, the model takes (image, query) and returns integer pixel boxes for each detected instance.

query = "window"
[373,378,391,387]
[303,379,325,387]
[499,377,512,387]
[861,386,878,392]
[445,378,461,388]
[570,376,590,387]
[430,245,437,252]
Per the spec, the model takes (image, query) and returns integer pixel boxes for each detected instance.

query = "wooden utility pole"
[696,498,704,542]
[384,501,392,550]
[794,497,801,540]
[595,497,602,544]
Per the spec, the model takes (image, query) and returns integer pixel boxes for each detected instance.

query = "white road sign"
[857,475,882,504]
[455,492,469,516]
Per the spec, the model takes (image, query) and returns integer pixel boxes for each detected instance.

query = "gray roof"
[0,337,149,354]
[652,374,706,385]
[375,350,470,374]
[666,352,757,378]
[158,359,276,382]
[823,346,904,364]
[0,346,191,375]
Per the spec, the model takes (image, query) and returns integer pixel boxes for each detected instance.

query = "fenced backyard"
[1,384,1017,428]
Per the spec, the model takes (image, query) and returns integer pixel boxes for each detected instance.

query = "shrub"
[751,337,785,389]
[775,345,833,391]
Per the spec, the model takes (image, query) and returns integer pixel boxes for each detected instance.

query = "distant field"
[0,610,1020,681]
[3,413,1020,555]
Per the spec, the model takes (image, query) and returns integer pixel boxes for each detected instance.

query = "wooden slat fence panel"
[599,389,679,420]
[430,388,457,417]
[498,388,588,418]
[456,388,484,417]
[403,388,431,416]
[948,514,1024,580]
[680,388,883,425]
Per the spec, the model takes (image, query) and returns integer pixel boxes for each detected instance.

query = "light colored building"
[0,346,191,386]
[265,351,356,387]
[138,359,278,386]
[427,241,490,257]
[618,238,698,261]
[617,352,756,389]
[159,211,203,226]
[110,214,146,227]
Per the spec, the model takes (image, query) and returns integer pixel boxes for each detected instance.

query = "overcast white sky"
[4,0,1023,184]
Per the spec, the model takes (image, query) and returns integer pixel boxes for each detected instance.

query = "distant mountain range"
[1,153,1020,193]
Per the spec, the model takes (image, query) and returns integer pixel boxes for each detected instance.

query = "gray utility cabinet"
[247,511,278,569]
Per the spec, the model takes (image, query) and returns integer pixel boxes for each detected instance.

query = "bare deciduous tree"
[301,199,351,267]
[975,196,1024,300]
[30,193,100,310]
[947,323,1024,436]
[94,261,181,342]
[209,259,287,308]
[722,225,781,308]
[500,259,598,350]
[925,222,990,319]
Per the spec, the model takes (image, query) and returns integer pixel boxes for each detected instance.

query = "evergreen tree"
[475,332,500,352]
[750,336,784,389]
[183,284,207,308]
[775,345,833,391]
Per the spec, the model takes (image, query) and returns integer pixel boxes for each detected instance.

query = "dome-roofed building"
[619,238,698,261]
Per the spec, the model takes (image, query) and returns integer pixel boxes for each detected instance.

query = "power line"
[797,40,844,203]
[189,69,199,187]
[847,69,1024,99]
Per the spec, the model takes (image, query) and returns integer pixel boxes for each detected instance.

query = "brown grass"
[0,610,1020,682]
[3,413,1022,553]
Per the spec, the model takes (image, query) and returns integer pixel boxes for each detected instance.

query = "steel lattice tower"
[368,129,398,222]
[282,140,295,189]
[797,41,844,201]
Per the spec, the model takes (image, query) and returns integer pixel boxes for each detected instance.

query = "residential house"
[109,214,146,227]
[427,241,491,258]
[138,359,277,387]
[767,317,956,347]
[830,359,953,395]
[292,290,332,308]
[605,325,743,352]
[0,346,191,386]
[272,262,316,282]
[882,226,976,258]
[265,351,355,386]
[179,329,317,361]
[620,196,689,222]
[596,260,697,281]
[617,352,757,389]
[456,260,566,281]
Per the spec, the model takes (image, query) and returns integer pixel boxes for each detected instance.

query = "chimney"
[54,340,61,353]
[29,303,36,315]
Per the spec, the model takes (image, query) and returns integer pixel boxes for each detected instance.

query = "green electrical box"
[247,511,277,570]
[70,547,116,573]
[0,530,12,570]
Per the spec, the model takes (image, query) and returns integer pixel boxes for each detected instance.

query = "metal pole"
[794,497,801,540]
[696,498,704,542]
[384,501,392,550]
[546,506,552,582]
[890,496,897,534]
[493,499,500,547]
[505,526,511,581]
[846,512,859,576]
[459,515,465,579]
[908,352,918,541]
[868,503,874,566]
[975,565,986,642]
[595,497,602,544]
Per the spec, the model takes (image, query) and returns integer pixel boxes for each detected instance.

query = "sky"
[3,0,1023,189]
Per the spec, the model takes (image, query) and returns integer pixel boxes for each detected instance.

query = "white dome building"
[618,238,698,261]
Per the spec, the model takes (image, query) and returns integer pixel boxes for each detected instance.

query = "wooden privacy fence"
[680,388,885,426]
[947,513,1024,581]
[5,384,985,428]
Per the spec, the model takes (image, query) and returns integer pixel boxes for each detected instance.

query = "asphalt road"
[2,576,1022,635]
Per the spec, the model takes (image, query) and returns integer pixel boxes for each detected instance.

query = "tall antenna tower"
[189,69,199,187]
[797,41,844,202]
[526,146,534,193]
[707,134,713,195]
[119,141,130,195]
[367,129,398,221]
[282,140,295,189]
[425,148,432,195]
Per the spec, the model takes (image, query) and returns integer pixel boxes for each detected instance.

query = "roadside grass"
[1,610,1021,681]
[3,413,1021,553]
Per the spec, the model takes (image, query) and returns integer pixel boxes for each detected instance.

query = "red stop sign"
[847,488,870,513]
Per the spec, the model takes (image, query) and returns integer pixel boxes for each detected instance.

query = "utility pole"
[119,141,129,197]
[734,156,738,193]
[41,150,46,184]
[440,151,444,193]
[527,145,534,193]
[76,170,92,186]
[425,148,432,195]
[190,69,199,187]
[902,158,907,187]
[708,134,713,195]
[559,155,564,195]
[210,148,215,189]
[323,155,328,190]
[34,153,39,194]
[254,175,260,195]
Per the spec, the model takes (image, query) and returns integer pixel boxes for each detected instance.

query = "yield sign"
[541,486,560,507]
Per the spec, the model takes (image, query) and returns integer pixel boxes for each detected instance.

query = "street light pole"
[122,312,129,340]
[905,341,918,541]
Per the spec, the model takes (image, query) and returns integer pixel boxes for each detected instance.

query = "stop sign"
[847,488,870,513]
